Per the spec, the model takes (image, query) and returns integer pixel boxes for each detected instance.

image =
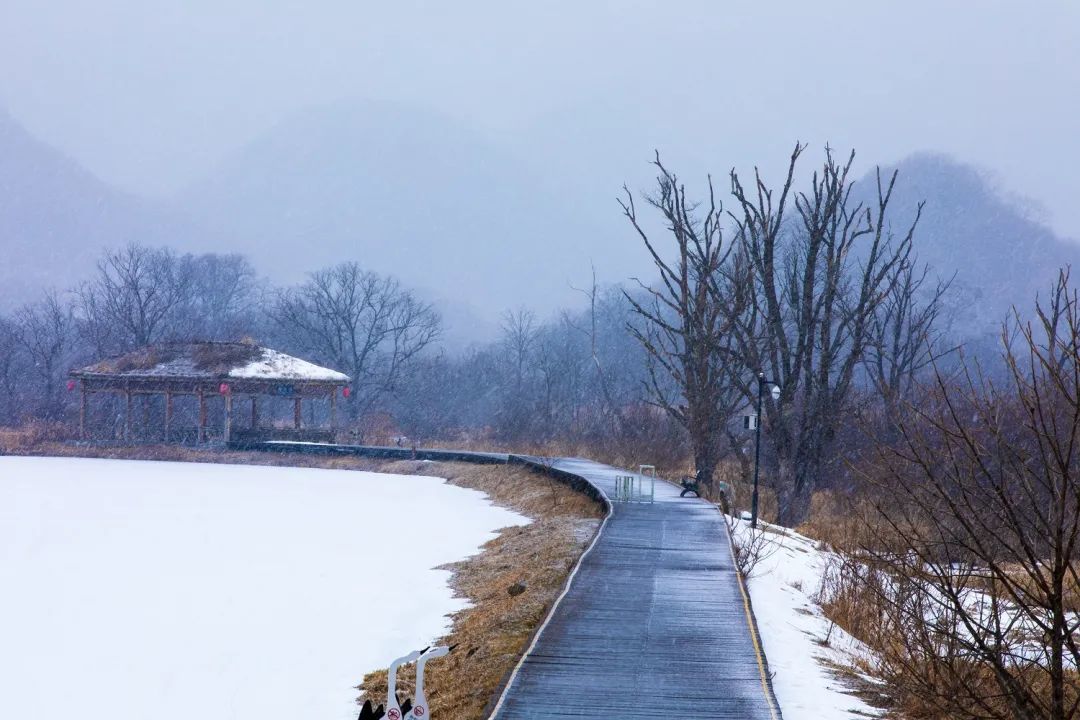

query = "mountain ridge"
[0,106,219,308]
[3,100,1078,348]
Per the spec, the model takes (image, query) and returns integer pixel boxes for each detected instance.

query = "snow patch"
[731,517,880,720]
[228,347,350,382]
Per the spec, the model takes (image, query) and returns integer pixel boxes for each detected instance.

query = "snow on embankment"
[731,517,879,720]
[0,456,527,720]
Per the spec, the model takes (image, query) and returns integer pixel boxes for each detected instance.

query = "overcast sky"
[1,0,1078,239]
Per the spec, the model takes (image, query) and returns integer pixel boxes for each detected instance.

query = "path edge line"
[483,463,613,719]
[722,510,785,720]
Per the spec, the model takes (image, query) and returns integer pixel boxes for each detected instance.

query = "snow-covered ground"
[0,456,527,720]
[731,517,879,720]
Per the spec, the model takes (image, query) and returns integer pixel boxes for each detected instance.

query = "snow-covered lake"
[0,456,527,720]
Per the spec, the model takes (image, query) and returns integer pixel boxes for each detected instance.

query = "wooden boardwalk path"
[488,458,781,720]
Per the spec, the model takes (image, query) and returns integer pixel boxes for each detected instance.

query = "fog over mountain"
[0,108,216,309]
[3,95,1079,348]
[871,154,1080,342]
[176,99,628,322]
[1,1,1077,348]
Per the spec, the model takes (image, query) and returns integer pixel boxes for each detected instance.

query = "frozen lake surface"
[0,456,526,720]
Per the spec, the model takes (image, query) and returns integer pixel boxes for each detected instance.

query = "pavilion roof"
[71,341,350,385]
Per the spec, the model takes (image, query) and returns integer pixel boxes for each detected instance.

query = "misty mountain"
[866,153,1080,343]
[5,98,1078,351]
[177,100,626,332]
[0,107,213,309]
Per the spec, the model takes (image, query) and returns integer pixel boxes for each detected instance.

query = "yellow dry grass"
[351,460,601,718]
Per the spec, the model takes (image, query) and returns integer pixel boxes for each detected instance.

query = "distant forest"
[0,144,1075,525]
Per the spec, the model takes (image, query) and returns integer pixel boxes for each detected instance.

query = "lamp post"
[751,372,780,529]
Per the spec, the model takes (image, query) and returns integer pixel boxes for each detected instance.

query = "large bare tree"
[621,153,743,489]
[724,144,926,521]
[272,262,440,423]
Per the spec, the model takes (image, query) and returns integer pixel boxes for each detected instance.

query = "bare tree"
[13,291,76,420]
[501,308,538,394]
[272,262,441,424]
[568,265,626,438]
[859,269,1080,720]
[495,308,540,439]
[725,144,925,522]
[534,314,588,438]
[621,153,742,489]
[0,316,22,423]
[173,253,262,341]
[864,259,953,418]
[76,244,193,354]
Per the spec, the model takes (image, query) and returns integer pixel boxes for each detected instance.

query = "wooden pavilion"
[69,341,351,444]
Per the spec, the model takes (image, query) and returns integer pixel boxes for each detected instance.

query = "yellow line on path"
[723,512,783,720]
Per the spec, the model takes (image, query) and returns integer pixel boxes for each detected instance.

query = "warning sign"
[414,707,426,717]
[387,709,400,720]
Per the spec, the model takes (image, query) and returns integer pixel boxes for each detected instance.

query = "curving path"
[488,458,780,719]
[241,444,781,719]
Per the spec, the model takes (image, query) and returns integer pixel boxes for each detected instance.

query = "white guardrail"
[613,464,656,503]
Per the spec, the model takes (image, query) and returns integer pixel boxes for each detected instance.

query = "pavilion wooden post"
[329,389,337,431]
[294,397,302,430]
[164,391,173,442]
[250,396,259,429]
[198,389,207,444]
[79,380,87,441]
[125,388,133,442]
[224,392,233,443]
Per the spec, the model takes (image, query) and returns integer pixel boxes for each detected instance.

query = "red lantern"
[219,382,231,395]
[66,379,76,391]
[342,386,351,398]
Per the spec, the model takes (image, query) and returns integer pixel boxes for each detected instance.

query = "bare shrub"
[797,490,880,553]
[824,270,1080,720]
[725,515,780,579]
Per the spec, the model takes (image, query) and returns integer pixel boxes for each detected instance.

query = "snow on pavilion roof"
[72,342,350,384]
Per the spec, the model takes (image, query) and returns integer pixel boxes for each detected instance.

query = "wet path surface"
[488,458,780,719]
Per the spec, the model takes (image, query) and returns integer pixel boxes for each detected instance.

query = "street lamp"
[751,372,780,529]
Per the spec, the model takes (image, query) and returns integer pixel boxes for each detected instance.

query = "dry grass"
[4,441,603,719]
[353,460,601,718]
[795,489,880,553]
[79,340,263,375]
[0,422,72,452]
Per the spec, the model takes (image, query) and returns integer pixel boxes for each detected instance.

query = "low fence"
[230,441,610,510]
[230,428,335,444]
